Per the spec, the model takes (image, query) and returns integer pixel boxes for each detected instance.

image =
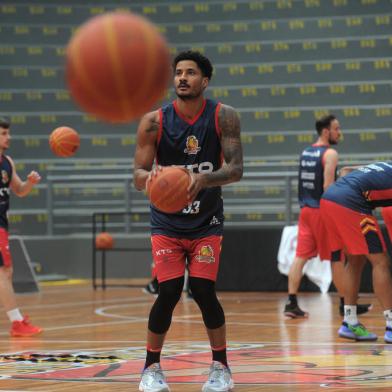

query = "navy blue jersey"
[0,155,12,229]
[298,144,330,208]
[322,161,392,214]
[150,99,224,238]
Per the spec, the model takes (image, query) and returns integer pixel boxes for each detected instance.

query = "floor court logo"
[0,343,391,387]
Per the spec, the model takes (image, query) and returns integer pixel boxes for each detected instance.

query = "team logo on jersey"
[195,245,215,263]
[184,136,201,155]
[1,170,8,184]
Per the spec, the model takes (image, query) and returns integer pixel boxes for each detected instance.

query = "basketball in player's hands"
[95,232,114,249]
[146,167,191,213]
[49,126,80,157]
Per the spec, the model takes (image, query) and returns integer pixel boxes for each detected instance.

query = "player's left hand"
[27,171,41,185]
[187,173,205,202]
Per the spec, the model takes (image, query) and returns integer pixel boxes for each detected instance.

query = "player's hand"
[27,171,41,185]
[145,165,162,190]
[187,173,205,202]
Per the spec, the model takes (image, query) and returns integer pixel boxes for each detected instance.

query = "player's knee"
[157,276,184,307]
[189,277,225,329]
[148,276,184,334]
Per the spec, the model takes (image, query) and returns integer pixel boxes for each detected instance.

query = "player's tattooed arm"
[206,104,243,185]
[188,104,243,200]
[133,111,159,191]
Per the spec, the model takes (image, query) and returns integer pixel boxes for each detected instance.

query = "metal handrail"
[45,171,299,235]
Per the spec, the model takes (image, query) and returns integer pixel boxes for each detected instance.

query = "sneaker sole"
[284,311,309,319]
[202,381,234,392]
[10,329,43,338]
[338,331,378,342]
[139,386,170,392]
[384,336,392,344]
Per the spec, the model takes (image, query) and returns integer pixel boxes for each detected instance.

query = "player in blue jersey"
[284,115,371,318]
[0,117,42,337]
[321,162,392,343]
[134,51,242,392]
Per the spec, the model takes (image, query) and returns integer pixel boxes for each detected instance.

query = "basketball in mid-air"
[95,232,114,249]
[146,167,191,213]
[66,11,171,123]
[49,126,80,157]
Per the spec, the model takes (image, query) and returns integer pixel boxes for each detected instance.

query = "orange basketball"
[95,232,114,250]
[146,167,191,213]
[49,126,80,157]
[66,11,171,123]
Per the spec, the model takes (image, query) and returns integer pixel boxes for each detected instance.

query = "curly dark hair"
[173,50,213,80]
[315,114,337,135]
[0,117,10,129]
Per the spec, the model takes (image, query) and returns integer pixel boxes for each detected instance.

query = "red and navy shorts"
[0,228,12,267]
[296,206,330,261]
[381,207,392,242]
[151,234,222,283]
[320,199,385,261]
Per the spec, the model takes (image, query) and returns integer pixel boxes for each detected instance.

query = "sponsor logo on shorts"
[195,245,215,263]
[155,248,173,256]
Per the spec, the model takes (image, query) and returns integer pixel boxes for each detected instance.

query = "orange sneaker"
[10,316,42,337]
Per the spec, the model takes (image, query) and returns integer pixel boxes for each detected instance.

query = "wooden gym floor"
[0,282,391,391]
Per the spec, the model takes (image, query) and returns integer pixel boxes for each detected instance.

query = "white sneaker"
[202,361,234,392]
[139,363,170,392]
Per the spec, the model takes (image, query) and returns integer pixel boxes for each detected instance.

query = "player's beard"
[175,85,203,100]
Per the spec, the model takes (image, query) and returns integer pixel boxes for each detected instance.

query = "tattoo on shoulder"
[145,113,160,133]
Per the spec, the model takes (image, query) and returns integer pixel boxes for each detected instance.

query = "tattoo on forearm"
[203,105,243,186]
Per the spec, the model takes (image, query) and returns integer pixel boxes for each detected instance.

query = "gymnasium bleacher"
[1,0,392,235]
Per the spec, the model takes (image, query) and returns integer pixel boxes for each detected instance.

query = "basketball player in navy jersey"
[134,51,242,392]
[284,115,371,318]
[0,117,42,337]
[321,162,392,343]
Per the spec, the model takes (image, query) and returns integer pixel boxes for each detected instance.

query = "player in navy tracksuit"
[134,51,242,392]
[0,117,42,337]
[321,162,392,343]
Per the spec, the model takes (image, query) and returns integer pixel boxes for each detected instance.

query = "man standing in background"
[0,117,42,337]
[284,114,371,318]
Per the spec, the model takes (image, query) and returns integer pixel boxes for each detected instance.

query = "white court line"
[20,295,152,310]
[0,318,148,336]
[19,293,338,311]
[0,340,391,353]
[94,304,385,330]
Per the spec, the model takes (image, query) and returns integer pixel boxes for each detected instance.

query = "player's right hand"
[145,165,162,190]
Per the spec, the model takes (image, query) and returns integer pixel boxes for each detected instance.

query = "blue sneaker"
[338,322,378,341]
[384,327,392,343]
